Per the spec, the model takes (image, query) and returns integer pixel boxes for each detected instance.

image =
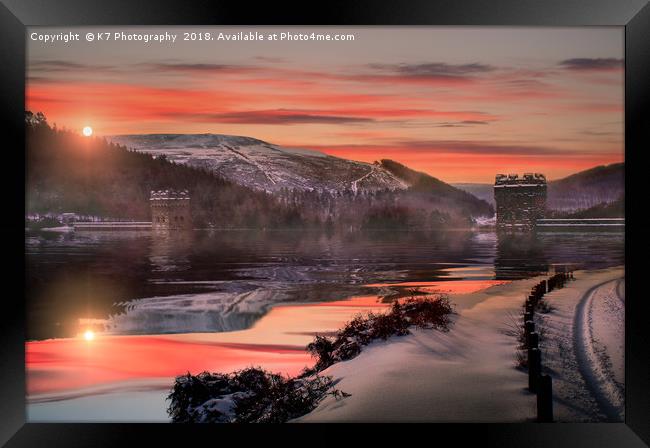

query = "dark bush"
[307,295,453,372]
[306,335,339,372]
[399,297,454,329]
[167,367,342,423]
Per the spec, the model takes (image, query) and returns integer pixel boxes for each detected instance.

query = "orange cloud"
[26,51,623,183]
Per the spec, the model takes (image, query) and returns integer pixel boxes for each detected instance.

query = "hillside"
[26,115,305,228]
[547,163,624,211]
[26,112,491,230]
[108,134,407,194]
[107,132,493,223]
[453,163,624,214]
[379,160,493,218]
[452,183,495,206]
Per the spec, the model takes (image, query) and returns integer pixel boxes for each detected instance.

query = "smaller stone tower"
[150,189,192,230]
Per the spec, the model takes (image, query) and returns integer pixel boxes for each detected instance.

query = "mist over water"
[26,229,623,341]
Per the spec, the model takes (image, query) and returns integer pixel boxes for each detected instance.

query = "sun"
[82,126,93,137]
[83,330,95,341]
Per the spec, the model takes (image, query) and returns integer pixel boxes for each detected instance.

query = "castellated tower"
[150,189,192,230]
[494,173,547,231]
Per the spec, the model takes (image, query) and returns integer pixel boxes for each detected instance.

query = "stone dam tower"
[150,189,192,230]
[494,173,547,231]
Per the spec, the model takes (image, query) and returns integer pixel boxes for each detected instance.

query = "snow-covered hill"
[108,134,407,194]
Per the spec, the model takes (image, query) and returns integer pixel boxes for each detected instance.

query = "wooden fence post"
[537,374,553,422]
[528,331,539,349]
[525,305,534,316]
[528,348,541,392]
[525,321,535,346]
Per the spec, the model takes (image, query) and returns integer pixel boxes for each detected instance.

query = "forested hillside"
[26,113,303,228]
[26,112,492,230]
[547,163,624,211]
[379,159,493,218]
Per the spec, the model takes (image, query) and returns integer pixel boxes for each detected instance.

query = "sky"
[26,27,624,183]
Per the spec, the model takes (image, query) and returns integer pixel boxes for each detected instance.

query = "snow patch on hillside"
[108,134,407,194]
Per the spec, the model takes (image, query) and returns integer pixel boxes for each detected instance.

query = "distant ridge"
[453,163,624,213]
[547,163,623,211]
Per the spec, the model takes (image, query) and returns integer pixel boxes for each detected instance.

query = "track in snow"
[350,165,376,193]
[572,278,625,421]
[616,278,625,305]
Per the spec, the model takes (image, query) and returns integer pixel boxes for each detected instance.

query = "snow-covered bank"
[296,268,625,422]
[536,267,624,421]
[296,277,545,422]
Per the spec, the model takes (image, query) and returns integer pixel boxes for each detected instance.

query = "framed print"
[1,0,648,446]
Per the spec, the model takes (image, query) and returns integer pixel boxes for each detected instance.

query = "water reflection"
[105,284,370,335]
[26,229,623,340]
[149,232,194,273]
[495,231,624,279]
[26,228,624,413]
[495,232,548,279]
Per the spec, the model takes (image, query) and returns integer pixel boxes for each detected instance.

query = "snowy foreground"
[28,268,624,423]
[537,268,624,421]
[296,267,624,422]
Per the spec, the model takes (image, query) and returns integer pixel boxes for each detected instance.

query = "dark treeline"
[276,187,487,230]
[26,112,491,230]
[27,112,303,228]
[545,195,624,219]
[378,159,493,218]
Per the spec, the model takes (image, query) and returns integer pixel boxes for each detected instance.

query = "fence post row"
[523,271,571,422]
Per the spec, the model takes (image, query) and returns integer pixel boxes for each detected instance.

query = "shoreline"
[25,278,509,422]
[296,267,624,422]
[26,267,624,422]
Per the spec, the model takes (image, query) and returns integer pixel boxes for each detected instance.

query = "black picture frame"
[1,0,648,446]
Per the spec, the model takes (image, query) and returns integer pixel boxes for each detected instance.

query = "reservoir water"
[25,229,624,421]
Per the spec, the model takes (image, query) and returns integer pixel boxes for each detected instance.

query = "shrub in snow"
[307,296,453,371]
[168,295,452,423]
[167,367,342,423]
[502,311,529,369]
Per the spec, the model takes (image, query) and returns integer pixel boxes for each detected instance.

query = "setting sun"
[82,126,93,137]
[83,330,95,341]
